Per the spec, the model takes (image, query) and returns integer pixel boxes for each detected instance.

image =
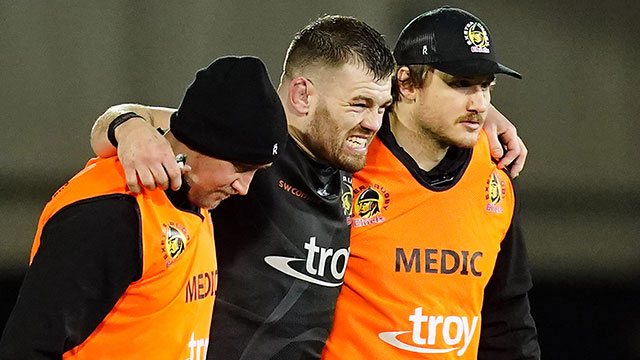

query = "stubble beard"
[306,105,368,173]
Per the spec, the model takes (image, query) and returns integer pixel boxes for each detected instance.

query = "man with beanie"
[0,56,287,359]
[87,14,528,360]
[322,7,540,359]
[89,16,395,359]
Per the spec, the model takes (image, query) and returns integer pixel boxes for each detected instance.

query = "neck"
[287,124,323,163]
[388,104,449,172]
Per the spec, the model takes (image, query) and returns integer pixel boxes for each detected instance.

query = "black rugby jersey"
[208,136,352,360]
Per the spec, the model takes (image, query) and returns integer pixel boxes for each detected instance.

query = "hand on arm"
[483,104,528,177]
[90,104,188,193]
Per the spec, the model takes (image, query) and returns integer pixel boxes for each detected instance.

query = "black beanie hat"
[170,56,288,165]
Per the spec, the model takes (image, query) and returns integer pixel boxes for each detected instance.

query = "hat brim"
[432,59,522,79]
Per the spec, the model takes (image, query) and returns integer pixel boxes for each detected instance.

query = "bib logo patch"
[464,22,490,54]
[161,222,189,267]
[352,184,390,228]
[485,171,506,214]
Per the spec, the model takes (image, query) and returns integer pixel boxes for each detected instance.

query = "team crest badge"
[464,21,490,54]
[161,222,190,267]
[341,175,353,221]
[352,184,391,228]
[485,171,506,214]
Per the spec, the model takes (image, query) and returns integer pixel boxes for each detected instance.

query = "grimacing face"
[410,69,495,149]
[303,62,392,173]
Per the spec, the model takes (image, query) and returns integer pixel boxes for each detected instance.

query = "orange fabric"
[31,157,217,360]
[323,132,514,359]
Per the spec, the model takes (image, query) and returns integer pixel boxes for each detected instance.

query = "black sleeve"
[0,194,142,359]
[478,178,541,360]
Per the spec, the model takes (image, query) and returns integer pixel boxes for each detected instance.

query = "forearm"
[90,103,175,157]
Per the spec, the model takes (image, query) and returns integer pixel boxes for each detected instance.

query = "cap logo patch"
[272,143,278,155]
[422,45,429,55]
[464,22,490,54]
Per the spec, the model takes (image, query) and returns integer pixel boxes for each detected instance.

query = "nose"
[360,109,384,132]
[467,86,489,114]
[231,170,257,196]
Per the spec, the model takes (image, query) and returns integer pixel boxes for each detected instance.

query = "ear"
[287,76,314,115]
[396,66,417,102]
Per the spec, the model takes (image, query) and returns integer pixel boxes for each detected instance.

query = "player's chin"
[335,153,367,173]
[189,193,225,210]
[452,131,481,148]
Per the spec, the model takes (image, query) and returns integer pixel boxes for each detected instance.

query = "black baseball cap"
[171,56,288,165]
[393,7,521,79]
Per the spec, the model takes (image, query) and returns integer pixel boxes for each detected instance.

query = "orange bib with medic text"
[31,157,217,360]
[323,132,514,359]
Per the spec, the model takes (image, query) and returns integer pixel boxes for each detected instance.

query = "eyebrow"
[352,95,393,108]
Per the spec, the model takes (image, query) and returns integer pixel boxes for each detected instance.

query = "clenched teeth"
[346,136,367,149]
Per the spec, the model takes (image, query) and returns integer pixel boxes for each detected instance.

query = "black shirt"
[208,136,352,360]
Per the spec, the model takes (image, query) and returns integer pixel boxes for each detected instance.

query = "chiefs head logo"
[341,181,353,217]
[464,21,490,54]
[355,187,382,219]
[485,171,506,214]
[166,227,186,258]
[487,172,504,204]
[161,223,190,266]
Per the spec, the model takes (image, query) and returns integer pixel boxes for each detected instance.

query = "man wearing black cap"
[0,56,287,359]
[322,7,540,360]
[90,15,396,359]
[87,14,529,360]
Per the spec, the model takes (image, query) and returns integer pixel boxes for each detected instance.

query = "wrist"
[107,112,145,147]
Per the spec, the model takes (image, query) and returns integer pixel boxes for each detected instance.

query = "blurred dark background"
[1,1,639,358]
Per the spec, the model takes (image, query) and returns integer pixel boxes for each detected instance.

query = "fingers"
[484,122,504,159]
[483,104,528,177]
[124,161,181,193]
[497,135,527,178]
[124,167,141,194]
[508,138,528,177]
[163,160,183,191]
[116,120,180,192]
[149,163,170,190]
[136,167,157,191]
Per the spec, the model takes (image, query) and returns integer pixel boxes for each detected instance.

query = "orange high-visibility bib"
[323,132,514,359]
[31,157,217,360]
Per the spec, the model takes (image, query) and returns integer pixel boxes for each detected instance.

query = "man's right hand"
[115,118,190,193]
